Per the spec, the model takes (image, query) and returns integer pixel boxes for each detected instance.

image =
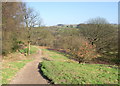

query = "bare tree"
[80,17,118,58]
[86,17,109,24]
[22,3,42,55]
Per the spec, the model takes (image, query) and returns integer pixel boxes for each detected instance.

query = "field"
[41,49,119,84]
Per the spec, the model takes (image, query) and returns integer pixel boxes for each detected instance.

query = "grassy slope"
[2,45,38,84]
[41,49,119,84]
[42,49,69,61]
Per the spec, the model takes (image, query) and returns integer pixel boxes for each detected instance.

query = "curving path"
[10,49,48,84]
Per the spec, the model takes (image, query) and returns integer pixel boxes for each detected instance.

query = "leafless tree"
[86,17,109,24]
[21,3,42,55]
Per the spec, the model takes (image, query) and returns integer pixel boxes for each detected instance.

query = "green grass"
[42,49,71,61]
[41,49,119,84]
[19,46,38,55]
[2,45,39,84]
[2,59,33,84]
[41,61,118,84]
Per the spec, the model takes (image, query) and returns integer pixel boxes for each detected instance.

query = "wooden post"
[28,41,30,55]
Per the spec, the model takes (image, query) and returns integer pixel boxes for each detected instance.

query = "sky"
[26,2,118,26]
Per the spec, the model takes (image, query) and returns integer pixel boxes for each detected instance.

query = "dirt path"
[10,49,48,84]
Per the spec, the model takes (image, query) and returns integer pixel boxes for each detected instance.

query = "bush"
[68,39,98,63]
[19,48,28,54]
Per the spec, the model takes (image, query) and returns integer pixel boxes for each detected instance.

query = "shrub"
[19,48,28,54]
[73,42,98,63]
[66,39,97,63]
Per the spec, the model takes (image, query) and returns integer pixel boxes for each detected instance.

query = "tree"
[2,2,43,55]
[69,38,97,63]
[21,3,42,55]
[30,28,54,47]
[79,17,118,58]
[2,2,25,55]
[86,17,109,24]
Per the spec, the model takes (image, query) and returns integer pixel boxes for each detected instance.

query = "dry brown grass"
[2,52,36,63]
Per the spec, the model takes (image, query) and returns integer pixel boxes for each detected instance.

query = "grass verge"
[2,45,39,84]
[2,59,33,84]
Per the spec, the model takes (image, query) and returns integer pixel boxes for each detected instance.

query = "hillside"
[40,48,119,84]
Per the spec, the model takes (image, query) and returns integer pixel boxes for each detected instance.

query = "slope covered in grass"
[41,49,119,84]
[41,61,118,84]
[42,49,69,61]
[42,49,75,63]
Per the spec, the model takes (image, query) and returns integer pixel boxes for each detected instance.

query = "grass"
[2,59,33,84]
[19,46,38,55]
[2,45,39,84]
[42,49,72,62]
[41,49,119,84]
[41,61,118,84]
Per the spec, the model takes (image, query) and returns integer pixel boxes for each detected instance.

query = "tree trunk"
[28,41,30,55]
